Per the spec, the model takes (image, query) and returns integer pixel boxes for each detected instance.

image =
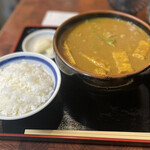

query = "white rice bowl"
[0,52,61,120]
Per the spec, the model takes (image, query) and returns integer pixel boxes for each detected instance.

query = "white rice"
[0,60,54,117]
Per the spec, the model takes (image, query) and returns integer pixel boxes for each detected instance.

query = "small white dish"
[0,52,61,120]
[22,29,56,59]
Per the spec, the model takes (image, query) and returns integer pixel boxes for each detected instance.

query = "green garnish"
[107,39,115,46]
[91,28,115,46]
[96,34,104,41]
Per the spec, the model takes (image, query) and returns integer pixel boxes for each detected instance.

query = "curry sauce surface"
[59,18,150,75]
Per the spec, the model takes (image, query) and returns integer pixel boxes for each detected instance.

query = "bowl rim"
[0,52,61,120]
[54,10,150,79]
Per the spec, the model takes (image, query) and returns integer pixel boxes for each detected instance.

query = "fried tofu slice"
[132,40,149,60]
[112,51,133,74]
[81,53,110,72]
[63,41,76,65]
[94,68,106,75]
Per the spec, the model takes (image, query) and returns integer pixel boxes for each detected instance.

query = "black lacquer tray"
[2,26,150,146]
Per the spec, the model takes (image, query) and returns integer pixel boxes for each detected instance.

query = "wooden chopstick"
[24,130,150,140]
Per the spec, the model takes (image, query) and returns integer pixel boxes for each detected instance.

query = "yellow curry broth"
[59,18,150,75]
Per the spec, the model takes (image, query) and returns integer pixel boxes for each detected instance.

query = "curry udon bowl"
[54,10,150,90]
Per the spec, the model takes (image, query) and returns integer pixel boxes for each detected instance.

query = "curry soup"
[59,18,150,76]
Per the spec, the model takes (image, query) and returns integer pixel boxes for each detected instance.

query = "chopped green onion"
[96,34,104,41]
[107,39,115,46]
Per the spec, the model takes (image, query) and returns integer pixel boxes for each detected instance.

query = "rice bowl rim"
[0,52,61,120]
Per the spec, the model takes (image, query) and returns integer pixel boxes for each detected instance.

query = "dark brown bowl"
[53,10,150,91]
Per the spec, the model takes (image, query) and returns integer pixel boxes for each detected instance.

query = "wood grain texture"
[0,140,19,150]
[18,141,49,150]
[0,140,149,150]
[0,0,149,149]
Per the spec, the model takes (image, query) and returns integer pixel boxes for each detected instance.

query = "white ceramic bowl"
[0,52,61,120]
[22,29,56,59]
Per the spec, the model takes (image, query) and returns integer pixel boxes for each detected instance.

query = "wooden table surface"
[0,0,150,149]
